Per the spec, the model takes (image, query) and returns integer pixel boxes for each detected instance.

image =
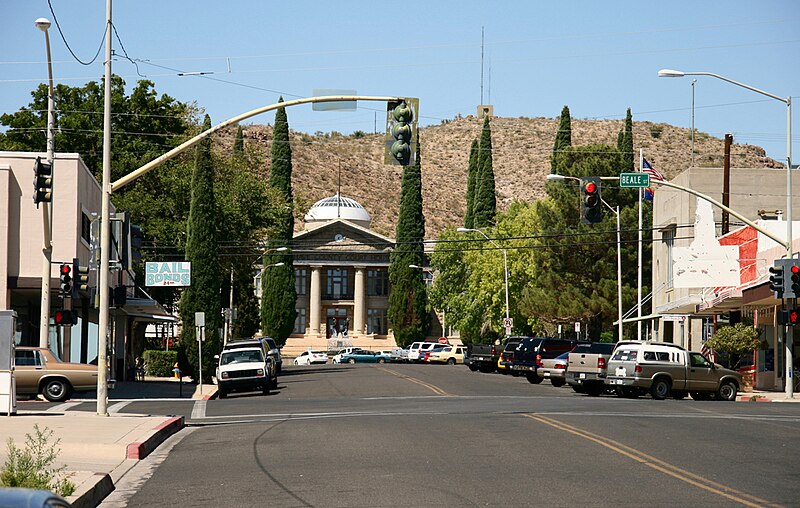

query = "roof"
[303,193,371,226]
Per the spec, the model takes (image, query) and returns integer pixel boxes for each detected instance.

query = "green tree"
[233,125,244,155]
[552,105,572,171]
[260,100,297,344]
[231,264,261,339]
[621,108,634,172]
[388,132,430,345]
[180,115,221,382]
[464,138,479,229]
[472,115,496,228]
[707,322,761,368]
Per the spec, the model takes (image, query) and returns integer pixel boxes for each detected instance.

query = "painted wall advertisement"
[145,262,191,287]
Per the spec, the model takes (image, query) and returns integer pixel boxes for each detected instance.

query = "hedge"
[143,350,178,377]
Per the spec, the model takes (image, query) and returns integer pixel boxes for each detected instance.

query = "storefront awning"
[121,297,178,323]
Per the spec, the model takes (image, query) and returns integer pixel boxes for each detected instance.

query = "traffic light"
[59,263,72,297]
[580,177,602,224]
[384,98,419,166]
[33,157,52,206]
[53,308,77,326]
[769,261,786,299]
[778,308,799,326]
[789,262,800,299]
[71,258,90,299]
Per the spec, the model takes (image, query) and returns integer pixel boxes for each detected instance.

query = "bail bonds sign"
[145,262,191,287]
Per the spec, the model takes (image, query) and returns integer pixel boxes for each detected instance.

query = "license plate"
[614,379,623,385]
[579,373,586,379]
[543,372,550,377]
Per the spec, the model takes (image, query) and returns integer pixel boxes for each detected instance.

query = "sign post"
[195,311,205,395]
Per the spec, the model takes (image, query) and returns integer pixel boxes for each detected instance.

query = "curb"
[68,472,113,508]
[126,416,185,460]
[737,395,771,402]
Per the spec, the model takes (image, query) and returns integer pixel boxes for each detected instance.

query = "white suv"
[216,347,274,399]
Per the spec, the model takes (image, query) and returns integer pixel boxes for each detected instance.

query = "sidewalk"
[737,389,800,403]
[0,378,217,507]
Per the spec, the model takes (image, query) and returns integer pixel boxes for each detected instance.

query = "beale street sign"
[619,172,650,188]
[145,261,191,287]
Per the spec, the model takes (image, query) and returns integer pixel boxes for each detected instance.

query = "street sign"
[619,173,650,188]
[574,322,581,333]
[503,317,513,328]
[662,314,687,322]
[195,312,205,327]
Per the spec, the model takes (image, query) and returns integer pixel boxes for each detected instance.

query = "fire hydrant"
[173,362,181,380]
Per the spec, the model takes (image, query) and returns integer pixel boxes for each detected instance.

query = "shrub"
[143,350,178,377]
[352,130,366,139]
[649,124,664,139]
[0,425,75,497]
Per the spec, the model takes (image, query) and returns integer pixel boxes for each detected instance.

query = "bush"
[649,124,664,139]
[143,350,178,377]
[0,425,75,497]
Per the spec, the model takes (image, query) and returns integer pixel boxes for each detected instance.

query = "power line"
[46,0,106,66]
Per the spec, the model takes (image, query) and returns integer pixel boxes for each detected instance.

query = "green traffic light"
[393,103,413,122]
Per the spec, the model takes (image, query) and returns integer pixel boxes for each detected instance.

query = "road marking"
[191,399,207,419]
[377,366,450,396]
[108,401,133,414]
[47,401,82,412]
[523,413,780,508]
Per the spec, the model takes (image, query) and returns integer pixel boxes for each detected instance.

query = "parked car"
[215,347,273,399]
[389,347,409,363]
[426,345,467,365]
[339,350,392,364]
[468,341,503,373]
[566,342,616,395]
[498,336,528,374]
[294,350,329,365]
[605,341,742,401]
[421,345,448,363]
[227,336,282,374]
[537,351,570,387]
[407,342,426,362]
[410,342,444,363]
[509,337,578,383]
[14,347,105,402]
[332,348,367,364]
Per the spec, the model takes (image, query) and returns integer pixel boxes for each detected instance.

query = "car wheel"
[378,358,385,364]
[218,388,227,399]
[525,373,543,384]
[42,378,71,402]
[294,359,299,365]
[348,358,356,364]
[447,358,456,365]
[551,378,566,388]
[650,378,671,400]
[717,381,737,401]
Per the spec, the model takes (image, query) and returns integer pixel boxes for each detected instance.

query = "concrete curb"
[126,416,185,460]
[737,395,771,402]
[68,472,113,508]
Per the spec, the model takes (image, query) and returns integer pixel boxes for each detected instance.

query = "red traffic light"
[790,310,799,325]
[792,265,800,275]
[584,182,597,194]
[60,264,71,275]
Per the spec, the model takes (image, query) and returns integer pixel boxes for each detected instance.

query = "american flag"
[701,341,714,362]
[642,158,666,181]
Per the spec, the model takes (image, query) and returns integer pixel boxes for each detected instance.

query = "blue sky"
[1,0,798,163]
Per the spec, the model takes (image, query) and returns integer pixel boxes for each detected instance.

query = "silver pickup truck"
[605,341,741,401]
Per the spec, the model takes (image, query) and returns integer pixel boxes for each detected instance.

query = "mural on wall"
[673,199,741,288]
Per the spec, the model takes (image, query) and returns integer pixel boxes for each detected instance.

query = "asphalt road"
[84,363,800,507]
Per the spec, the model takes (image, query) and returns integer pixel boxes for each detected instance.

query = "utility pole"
[722,134,732,234]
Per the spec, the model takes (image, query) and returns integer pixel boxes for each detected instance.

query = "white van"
[408,342,442,363]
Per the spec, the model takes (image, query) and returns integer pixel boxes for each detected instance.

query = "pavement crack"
[253,419,314,507]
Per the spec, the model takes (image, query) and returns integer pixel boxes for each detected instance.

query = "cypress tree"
[261,99,297,345]
[621,108,634,171]
[233,125,244,155]
[472,115,496,228]
[232,263,260,339]
[179,114,221,382]
[551,105,572,171]
[388,131,430,346]
[464,138,479,229]
[616,129,624,152]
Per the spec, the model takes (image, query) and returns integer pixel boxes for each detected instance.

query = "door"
[326,308,349,339]
[686,352,718,392]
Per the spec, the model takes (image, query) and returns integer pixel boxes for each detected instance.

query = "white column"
[309,266,321,338]
[354,266,366,336]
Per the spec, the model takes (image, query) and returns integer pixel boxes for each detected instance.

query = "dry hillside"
[223,116,781,239]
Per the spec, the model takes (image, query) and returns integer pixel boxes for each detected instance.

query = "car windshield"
[220,350,263,365]
[556,352,570,359]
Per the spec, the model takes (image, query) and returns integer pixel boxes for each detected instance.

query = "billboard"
[145,262,191,287]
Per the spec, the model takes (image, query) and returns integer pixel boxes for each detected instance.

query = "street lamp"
[659,68,794,398]
[546,174,624,341]
[35,18,55,350]
[456,227,510,333]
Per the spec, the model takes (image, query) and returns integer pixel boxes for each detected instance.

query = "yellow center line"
[377,366,450,396]
[523,414,781,508]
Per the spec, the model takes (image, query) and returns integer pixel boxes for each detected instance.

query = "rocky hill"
[227,115,781,239]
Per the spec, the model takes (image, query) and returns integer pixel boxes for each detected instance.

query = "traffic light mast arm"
[601,176,789,250]
[111,95,405,192]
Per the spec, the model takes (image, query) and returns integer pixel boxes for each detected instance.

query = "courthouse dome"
[303,193,372,229]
